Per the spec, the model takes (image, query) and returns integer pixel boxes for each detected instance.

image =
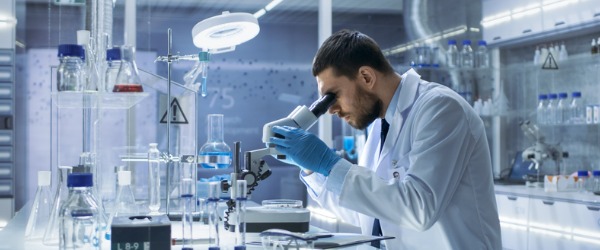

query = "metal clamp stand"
[155,28,203,217]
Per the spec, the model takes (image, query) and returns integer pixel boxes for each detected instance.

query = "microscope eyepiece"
[309,93,336,117]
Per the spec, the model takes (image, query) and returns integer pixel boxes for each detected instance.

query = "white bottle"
[570,92,583,124]
[475,40,489,68]
[446,40,459,68]
[460,40,474,68]
[540,45,549,65]
[533,46,540,65]
[556,92,568,125]
[559,42,568,61]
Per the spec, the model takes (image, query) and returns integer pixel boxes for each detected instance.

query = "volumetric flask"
[25,171,52,240]
[114,45,143,92]
[43,166,72,246]
[199,114,231,169]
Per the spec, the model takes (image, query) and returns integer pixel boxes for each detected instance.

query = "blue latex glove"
[269,126,341,176]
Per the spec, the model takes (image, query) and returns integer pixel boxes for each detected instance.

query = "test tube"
[208,182,221,249]
[235,180,248,249]
[180,161,195,250]
[148,143,161,214]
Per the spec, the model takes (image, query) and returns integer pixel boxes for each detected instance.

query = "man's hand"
[269,126,341,176]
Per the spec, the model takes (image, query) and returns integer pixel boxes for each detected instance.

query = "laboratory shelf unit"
[51,92,150,109]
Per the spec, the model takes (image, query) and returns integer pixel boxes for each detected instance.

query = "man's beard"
[348,90,382,130]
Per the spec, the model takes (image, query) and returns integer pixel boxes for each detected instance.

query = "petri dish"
[261,199,303,209]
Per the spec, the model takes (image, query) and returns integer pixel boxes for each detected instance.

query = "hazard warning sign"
[542,53,559,70]
[160,98,188,124]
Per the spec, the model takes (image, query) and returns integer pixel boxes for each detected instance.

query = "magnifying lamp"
[192,11,260,53]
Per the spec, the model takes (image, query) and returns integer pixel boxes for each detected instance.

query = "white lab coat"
[301,69,501,249]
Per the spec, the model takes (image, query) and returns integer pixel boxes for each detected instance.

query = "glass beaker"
[43,166,72,246]
[25,171,53,240]
[113,45,143,92]
[199,114,231,169]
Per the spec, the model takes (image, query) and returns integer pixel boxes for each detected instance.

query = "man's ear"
[359,66,376,90]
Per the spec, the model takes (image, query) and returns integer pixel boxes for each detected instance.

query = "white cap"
[77,30,90,45]
[117,171,131,186]
[38,171,51,186]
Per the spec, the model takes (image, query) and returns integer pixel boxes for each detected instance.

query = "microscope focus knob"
[240,171,258,187]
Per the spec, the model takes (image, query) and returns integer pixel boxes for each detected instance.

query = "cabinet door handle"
[542,201,555,205]
[522,29,532,34]
[507,196,517,201]
[594,12,600,17]
[554,21,565,26]
[493,36,502,41]
[587,206,600,211]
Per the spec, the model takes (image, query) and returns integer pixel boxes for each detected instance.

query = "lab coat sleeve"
[300,160,361,224]
[336,93,478,231]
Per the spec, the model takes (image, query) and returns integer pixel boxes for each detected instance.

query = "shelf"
[51,91,150,109]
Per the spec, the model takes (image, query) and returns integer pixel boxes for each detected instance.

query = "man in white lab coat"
[269,30,502,249]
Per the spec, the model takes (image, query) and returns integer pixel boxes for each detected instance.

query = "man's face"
[317,68,381,130]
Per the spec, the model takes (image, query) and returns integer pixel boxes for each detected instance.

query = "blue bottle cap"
[67,173,93,187]
[593,170,600,177]
[208,247,221,250]
[478,40,487,46]
[558,92,568,98]
[462,39,472,45]
[548,93,558,99]
[538,94,548,100]
[578,170,589,177]
[572,92,582,98]
[448,39,457,45]
[58,44,85,59]
[234,246,246,250]
[106,48,121,61]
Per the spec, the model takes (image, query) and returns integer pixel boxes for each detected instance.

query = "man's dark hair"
[312,29,395,80]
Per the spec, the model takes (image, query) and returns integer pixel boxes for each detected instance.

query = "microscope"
[220,93,336,231]
[519,120,568,187]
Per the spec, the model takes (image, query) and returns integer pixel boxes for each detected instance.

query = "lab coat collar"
[377,68,421,169]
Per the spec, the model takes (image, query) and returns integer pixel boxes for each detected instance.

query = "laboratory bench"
[494,184,600,250]
[0,199,382,250]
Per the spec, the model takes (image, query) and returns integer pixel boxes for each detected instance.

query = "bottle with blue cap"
[445,39,459,68]
[546,93,558,125]
[577,170,590,192]
[592,170,600,193]
[104,47,122,92]
[569,91,584,124]
[537,94,548,125]
[59,173,106,250]
[475,40,489,68]
[460,39,474,68]
[556,92,569,125]
[57,44,85,91]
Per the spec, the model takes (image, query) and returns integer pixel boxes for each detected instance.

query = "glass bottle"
[591,39,598,55]
[460,39,474,68]
[475,40,489,68]
[208,182,221,249]
[546,93,557,125]
[446,39,459,68]
[537,94,548,125]
[104,47,121,92]
[593,170,600,193]
[577,170,589,192]
[57,44,85,92]
[199,114,232,169]
[114,45,143,92]
[25,171,53,240]
[235,180,248,249]
[570,92,584,124]
[180,162,196,250]
[77,30,99,92]
[59,173,104,250]
[148,143,161,215]
[556,92,568,125]
[44,166,72,246]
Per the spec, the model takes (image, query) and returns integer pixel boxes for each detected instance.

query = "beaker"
[114,45,143,92]
[43,166,72,246]
[25,171,52,240]
[198,114,231,169]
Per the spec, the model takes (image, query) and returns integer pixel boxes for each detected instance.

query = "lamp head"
[192,11,260,52]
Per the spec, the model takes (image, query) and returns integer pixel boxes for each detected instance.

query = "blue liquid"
[201,76,207,97]
[199,151,231,169]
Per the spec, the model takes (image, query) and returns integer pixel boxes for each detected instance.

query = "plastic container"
[59,173,106,249]
[57,44,85,92]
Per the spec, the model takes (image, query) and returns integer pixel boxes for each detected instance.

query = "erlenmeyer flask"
[43,166,72,246]
[198,114,231,169]
[113,45,143,92]
[25,171,52,240]
[108,171,138,226]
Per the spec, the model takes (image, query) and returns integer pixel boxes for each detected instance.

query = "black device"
[110,215,171,250]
